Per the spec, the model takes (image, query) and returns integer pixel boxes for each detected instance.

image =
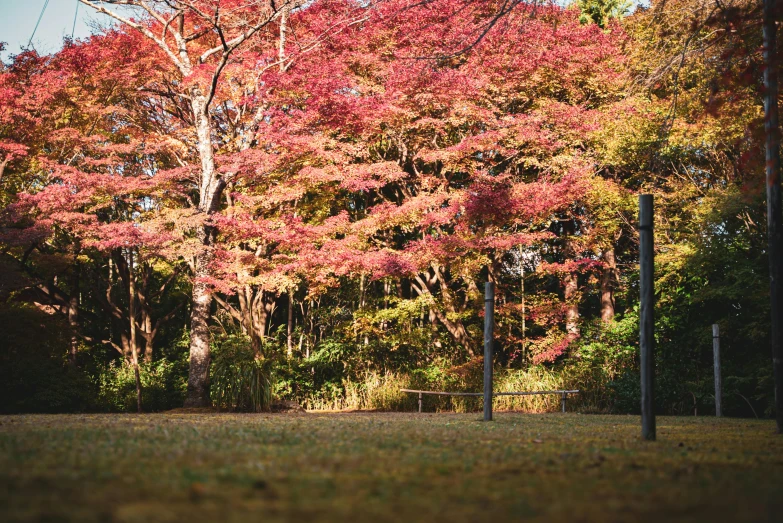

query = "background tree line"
[0,0,775,417]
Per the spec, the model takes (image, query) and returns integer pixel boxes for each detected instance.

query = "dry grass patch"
[0,413,781,522]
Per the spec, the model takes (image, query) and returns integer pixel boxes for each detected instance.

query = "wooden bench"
[400,389,580,413]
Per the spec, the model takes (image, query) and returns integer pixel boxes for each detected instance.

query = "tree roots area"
[0,413,780,523]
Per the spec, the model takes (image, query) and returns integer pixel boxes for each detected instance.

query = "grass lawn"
[1,412,781,522]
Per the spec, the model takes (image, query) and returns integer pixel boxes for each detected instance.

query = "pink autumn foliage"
[538,258,605,275]
[1,0,630,340]
[531,334,577,365]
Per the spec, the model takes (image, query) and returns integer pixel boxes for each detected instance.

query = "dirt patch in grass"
[164,407,218,414]
[0,413,781,522]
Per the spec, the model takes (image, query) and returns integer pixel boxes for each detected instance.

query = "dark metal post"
[713,324,722,417]
[483,282,495,422]
[639,194,656,441]
[763,0,783,434]
[418,392,422,413]
[561,392,567,413]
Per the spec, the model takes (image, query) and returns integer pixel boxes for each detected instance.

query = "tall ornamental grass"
[210,334,274,412]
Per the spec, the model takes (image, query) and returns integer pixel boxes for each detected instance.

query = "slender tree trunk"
[253,290,275,341]
[129,251,142,413]
[359,273,366,309]
[763,0,783,433]
[120,331,131,360]
[564,272,580,336]
[0,157,8,184]
[278,5,289,71]
[143,311,154,363]
[600,247,617,323]
[67,264,80,366]
[382,279,391,331]
[287,292,294,358]
[520,257,526,360]
[237,287,249,336]
[562,223,580,337]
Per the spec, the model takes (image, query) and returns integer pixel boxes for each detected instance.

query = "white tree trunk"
[183,92,223,407]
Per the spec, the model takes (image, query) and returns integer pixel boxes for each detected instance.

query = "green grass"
[1,413,781,522]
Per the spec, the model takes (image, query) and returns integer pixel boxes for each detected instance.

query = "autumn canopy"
[0,0,777,419]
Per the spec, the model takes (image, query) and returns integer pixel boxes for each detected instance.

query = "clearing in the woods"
[0,413,781,523]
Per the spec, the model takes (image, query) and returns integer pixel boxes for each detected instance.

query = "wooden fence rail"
[400,389,580,413]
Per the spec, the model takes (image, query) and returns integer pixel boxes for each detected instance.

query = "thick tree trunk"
[184,255,213,407]
[600,247,617,323]
[183,92,223,408]
[237,285,263,356]
[192,95,222,212]
[763,0,783,433]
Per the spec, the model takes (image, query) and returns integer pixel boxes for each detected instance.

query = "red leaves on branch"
[2,0,630,358]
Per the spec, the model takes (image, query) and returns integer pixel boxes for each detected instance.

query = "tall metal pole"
[639,195,655,441]
[713,324,722,417]
[763,0,783,434]
[483,282,495,422]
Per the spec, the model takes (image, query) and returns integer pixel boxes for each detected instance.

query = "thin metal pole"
[713,324,722,417]
[639,194,656,441]
[561,392,567,413]
[483,282,495,422]
[418,393,422,413]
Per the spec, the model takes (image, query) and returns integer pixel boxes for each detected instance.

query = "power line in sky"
[72,0,80,39]
[27,0,51,49]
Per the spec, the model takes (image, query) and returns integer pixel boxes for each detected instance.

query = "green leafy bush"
[210,334,274,412]
[565,315,639,412]
[95,359,186,412]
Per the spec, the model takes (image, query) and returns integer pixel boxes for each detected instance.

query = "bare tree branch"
[77,0,190,74]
